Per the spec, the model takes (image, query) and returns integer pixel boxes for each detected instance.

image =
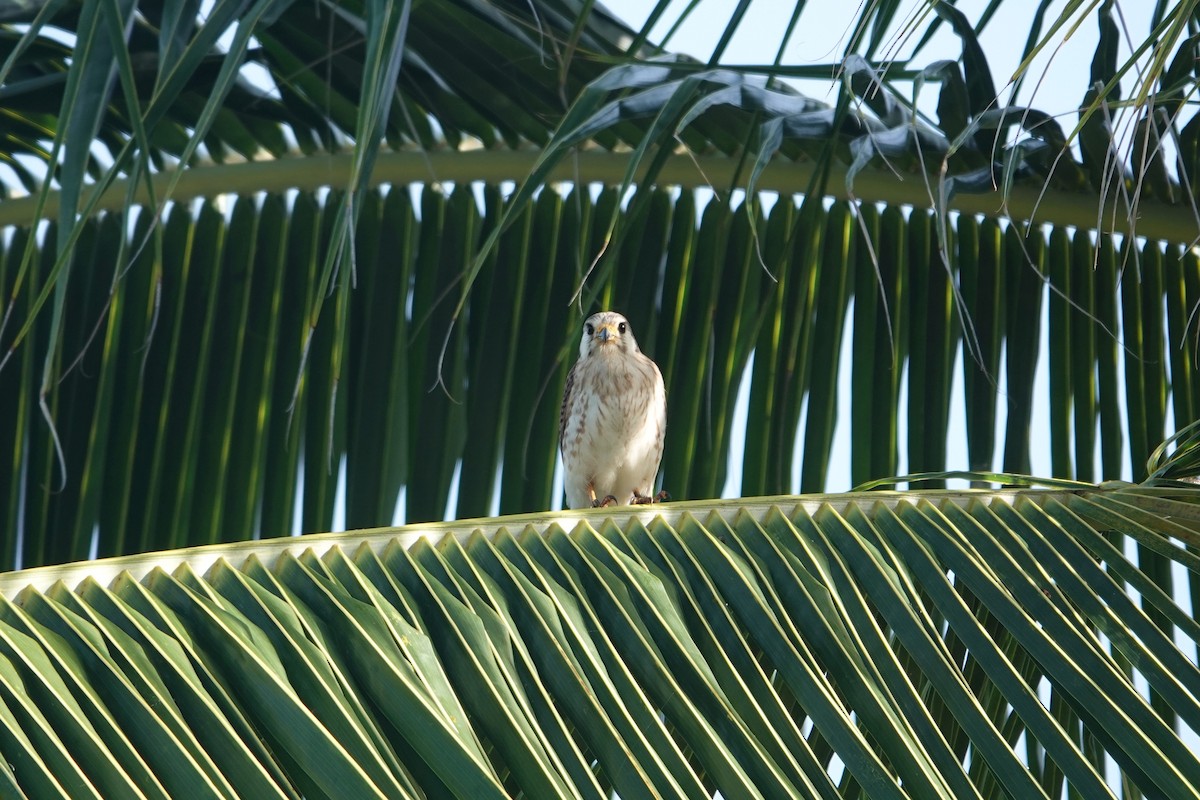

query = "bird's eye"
[585,323,594,336]
[618,322,627,334]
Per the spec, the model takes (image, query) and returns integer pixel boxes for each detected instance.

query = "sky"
[600,0,1147,121]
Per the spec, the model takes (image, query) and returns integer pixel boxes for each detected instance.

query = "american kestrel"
[559,311,668,509]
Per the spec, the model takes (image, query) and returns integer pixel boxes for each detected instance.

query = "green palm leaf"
[5,180,1199,564]
[0,483,1196,798]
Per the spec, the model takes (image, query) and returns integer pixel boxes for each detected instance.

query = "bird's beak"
[595,324,617,343]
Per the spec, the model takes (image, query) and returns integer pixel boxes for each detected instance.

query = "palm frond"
[3,182,1199,568]
[0,485,1197,798]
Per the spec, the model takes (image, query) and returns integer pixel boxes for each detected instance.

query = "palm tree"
[0,0,1198,796]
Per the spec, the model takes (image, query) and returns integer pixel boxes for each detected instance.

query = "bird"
[559,311,668,509]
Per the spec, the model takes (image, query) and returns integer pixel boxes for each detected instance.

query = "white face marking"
[579,311,638,359]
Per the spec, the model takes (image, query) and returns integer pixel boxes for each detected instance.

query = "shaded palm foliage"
[0,1,1197,563]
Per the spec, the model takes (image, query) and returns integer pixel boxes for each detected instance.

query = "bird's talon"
[631,493,653,505]
[654,490,670,503]
[592,495,618,508]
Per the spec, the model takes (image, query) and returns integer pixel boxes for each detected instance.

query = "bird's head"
[579,311,641,358]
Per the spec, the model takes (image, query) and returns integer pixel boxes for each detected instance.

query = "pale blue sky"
[602,0,1146,127]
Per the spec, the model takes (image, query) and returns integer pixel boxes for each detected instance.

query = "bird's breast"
[569,356,660,443]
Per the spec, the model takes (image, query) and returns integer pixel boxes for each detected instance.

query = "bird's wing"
[652,361,667,460]
[559,360,578,452]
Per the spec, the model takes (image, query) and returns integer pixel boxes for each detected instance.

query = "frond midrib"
[4,148,1193,246]
[0,487,1088,600]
